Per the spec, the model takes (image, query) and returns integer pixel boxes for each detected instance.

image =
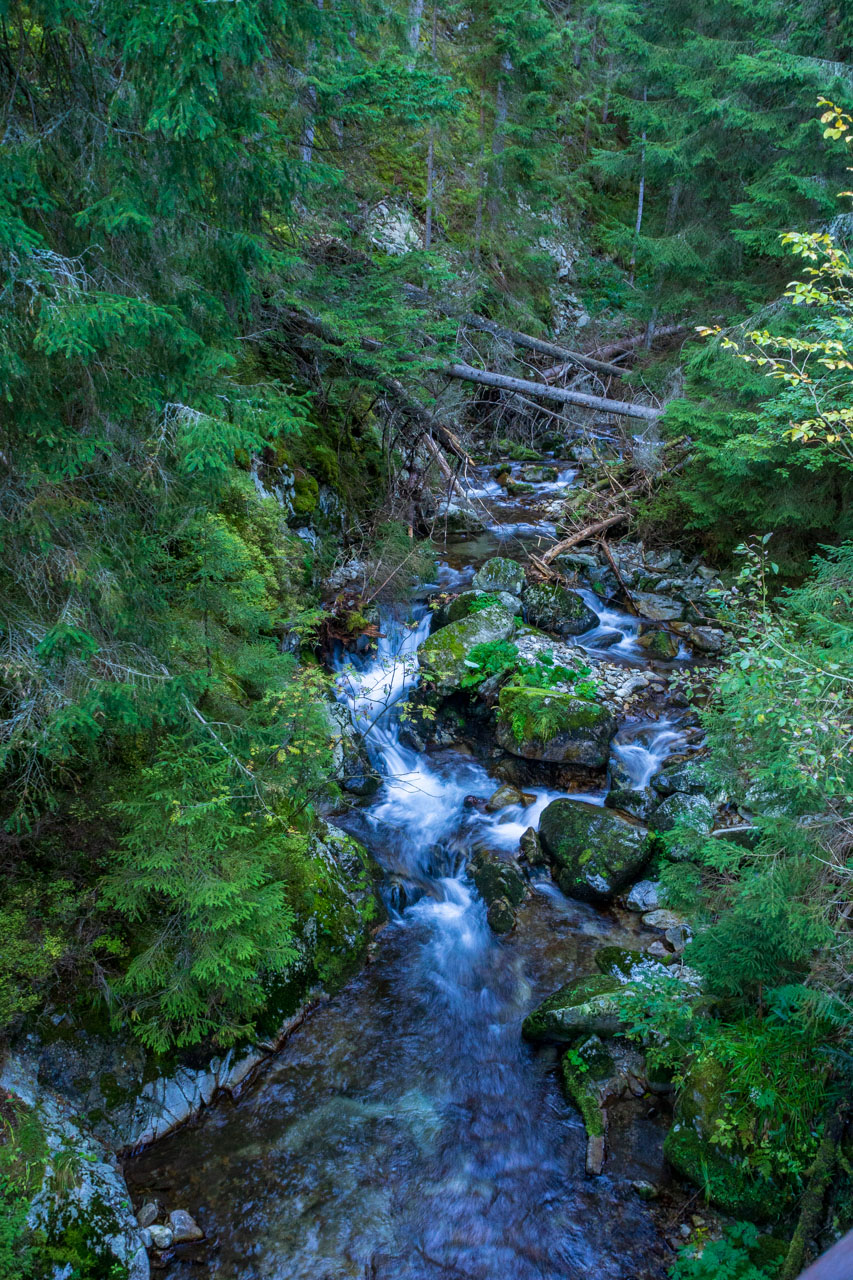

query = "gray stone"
[626,879,663,912]
[420,602,517,693]
[522,582,598,636]
[484,784,534,812]
[472,556,526,597]
[148,1225,173,1250]
[137,1203,158,1229]
[652,792,714,835]
[633,591,685,622]
[168,1209,204,1243]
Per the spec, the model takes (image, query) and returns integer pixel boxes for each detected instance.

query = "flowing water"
[126,455,692,1279]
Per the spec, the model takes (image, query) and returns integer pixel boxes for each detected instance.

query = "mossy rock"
[472,556,526,597]
[486,896,517,934]
[637,628,679,660]
[292,472,319,515]
[505,481,534,497]
[538,799,653,902]
[522,465,559,483]
[561,1036,615,1138]
[469,849,526,909]
[605,785,660,822]
[432,590,514,631]
[664,1125,785,1221]
[651,761,712,797]
[522,583,598,636]
[652,792,714,835]
[420,603,517,693]
[522,973,623,1042]
[496,687,616,767]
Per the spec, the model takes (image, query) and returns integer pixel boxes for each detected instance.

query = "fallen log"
[445,362,661,422]
[590,325,688,361]
[598,537,639,614]
[421,431,467,498]
[541,513,629,564]
[463,315,626,379]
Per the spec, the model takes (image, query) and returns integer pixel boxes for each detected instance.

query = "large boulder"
[432,589,518,631]
[633,591,685,622]
[496,687,616,767]
[523,582,598,636]
[652,791,714,834]
[538,799,653,902]
[522,973,623,1042]
[419,603,516,693]
[473,556,526,597]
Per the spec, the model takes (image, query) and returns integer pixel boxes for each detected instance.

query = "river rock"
[522,974,623,1042]
[485,784,534,812]
[538,800,653,902]
[633,592,685,622]
[487,897,517,933]
[651,760,711,796]
[637,626,680,660]
[419,602,517,693]
[168,1209,204,1243]
[652,792,714,834]
[137,1203,158,1229]
[594,946,668,980]
[519,825,548,869]
[469,848,526,911]
[472,556,525,597]
[148,1225,173,1250]
[605,784,659,822]
[626,879,663,912]
[496,688,616,767]
[522,582,598,636]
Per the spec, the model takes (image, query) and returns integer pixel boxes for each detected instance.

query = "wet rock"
[473,556,526,597]
[651,759,712,797]
[633,592,685,622]
[626,879,663,912]
[168,1210,203,1243]
[592,629,624,648]
[637,627,680,660]
[138,1228,153,1249]
[632,1180,660,1201]
[148,1224,173,1250]
[522,582,598,636]
[539,800,653,902]
[522,974,623,1042]
[496,688,616,767]
[484,784,534,812]
[433,499,485,535]
[420,603,517,693]
[586,1133,606,1176]
[137,1203,158,1229]
[605,785,659,822]
[469,848,526,910]
[560,1033,651,1176]
[486,897,517,933]
[652,792,714,835]
[522,464,558,483]
[519,825,548,869]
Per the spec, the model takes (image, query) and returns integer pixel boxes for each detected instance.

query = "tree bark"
[590,325,688,361]
[629,86,647,285]
[445,362,661,421]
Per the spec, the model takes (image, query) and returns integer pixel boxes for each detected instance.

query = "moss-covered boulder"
[652,792,715,835]
[522,973,623,1042]
[605,784,660,822]
[637,627,680,660]
[469,848,526,910]
[523,583,598,636]
[487,897,517,933]
[419,603,517,693]
[473,556,526,597]
[664,1055,786,1221]
[594,946,668,979]
[432,590,517,631]
[496,687,616,767]
[538,799,653,902]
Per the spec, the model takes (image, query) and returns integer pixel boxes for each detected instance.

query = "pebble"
[137,1202,158,1229]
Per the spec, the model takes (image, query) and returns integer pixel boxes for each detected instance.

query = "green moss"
[538,799,652,902]
[522,973,622,1042]
[561,1054,605,1137]
[664,1124,786,1221]
[292,473,319,515]
[498,685,603,745]
[594,946,651,979]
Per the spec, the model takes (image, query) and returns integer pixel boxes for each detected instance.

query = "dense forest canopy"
[0,0,852,1276]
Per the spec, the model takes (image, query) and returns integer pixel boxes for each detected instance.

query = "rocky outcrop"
[496,687,616,766]
[538,799,654,902]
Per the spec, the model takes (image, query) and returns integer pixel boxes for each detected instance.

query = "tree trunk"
[406,0,424,58]
[488,54,512,228]
[588,325,688,361]
[473,88,486,265]
[629,87,647,285]
[445,362,661,422]
[424,5,438,250]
